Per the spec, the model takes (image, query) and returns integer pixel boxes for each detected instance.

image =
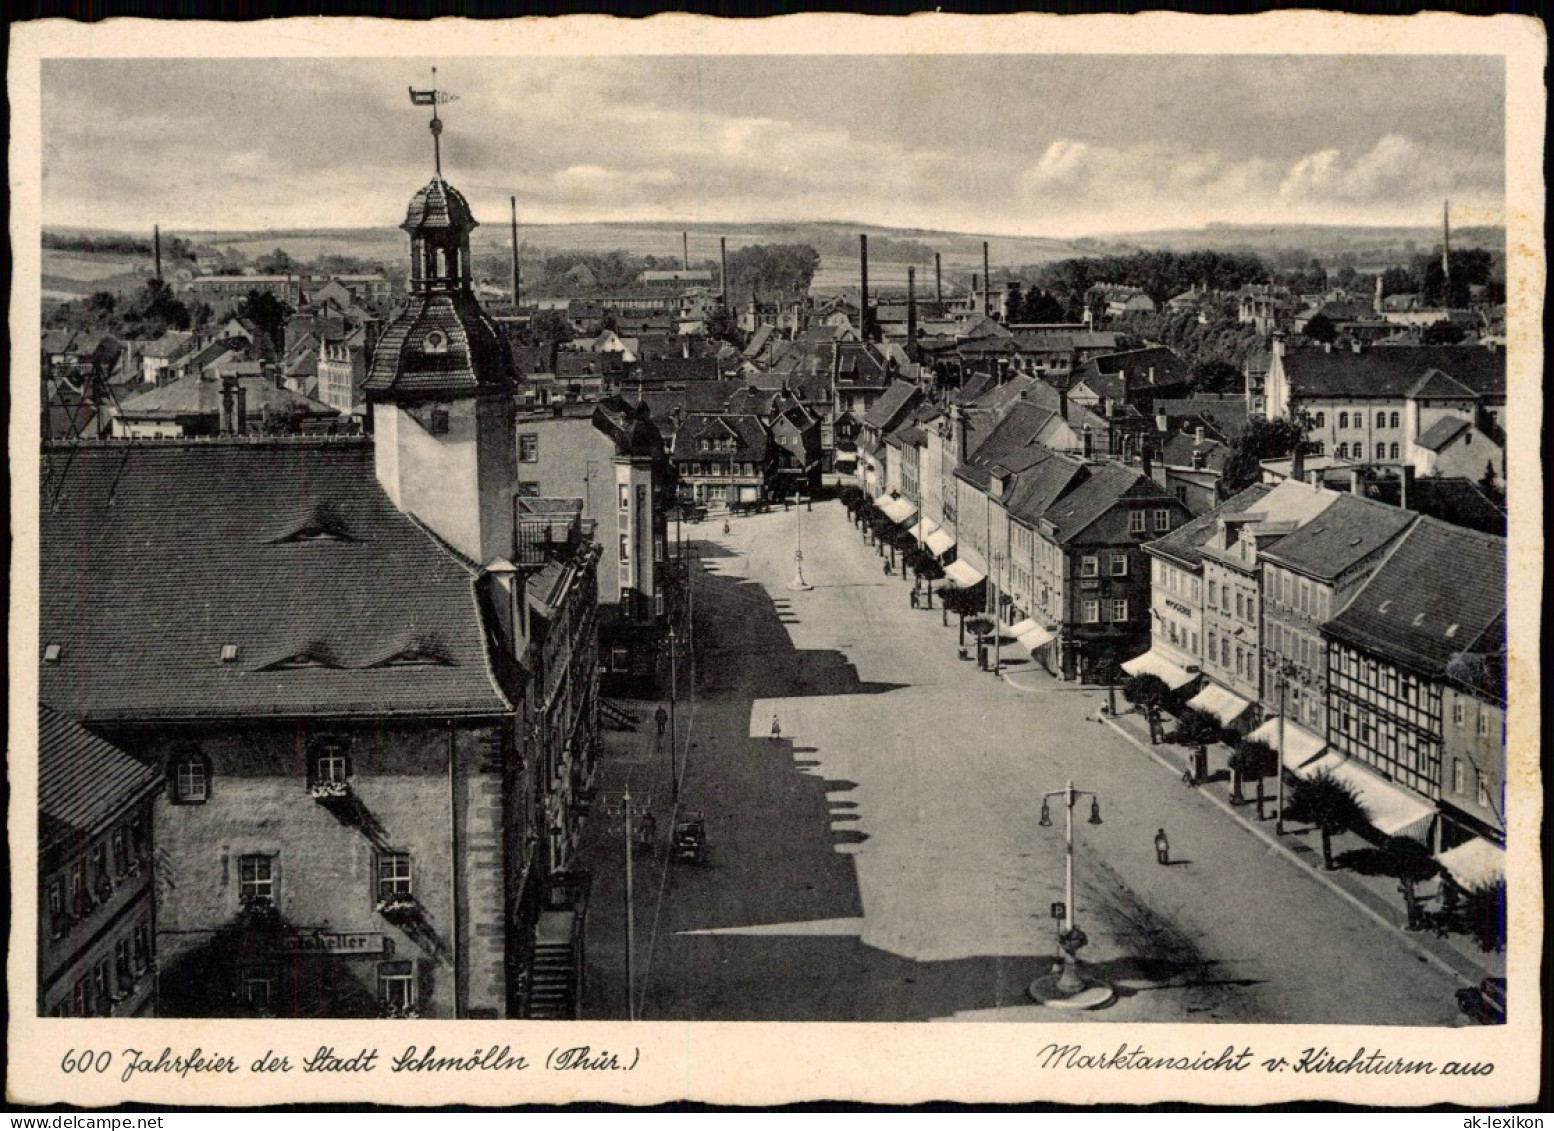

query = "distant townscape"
[37,97,1506,1026]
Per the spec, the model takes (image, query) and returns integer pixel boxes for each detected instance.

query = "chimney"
[1351,339,1363,354]
[1374,273,1384,316]
[859,234,871,341]
[153,224,163,281]
[935,252,943,305]
[235,382,248,434]
[1155,411,1168,434]
[1195,425,1204,443]
[972,274,979,311]
[907,265,918,346]
[220,373,237,434]
[683,231,690,272]
[1148,365,1156,385]
[510,196,522,309]
[1058,381,1069,421]
[1323,341,1332,354]
[1442,199,1451,295]
[1119,369,1129,403]
[1401,463,1415,510]
[721,237,729,304]
[952,403,968,464]
[1349,468,1363,496]
[1141,444,1152,479]
[982,241,991,316]
[1290,429,1306,483]
[1081,423,1093,460]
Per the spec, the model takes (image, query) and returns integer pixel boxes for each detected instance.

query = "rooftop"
[1257,491,1417,581]
[39,704,162,848]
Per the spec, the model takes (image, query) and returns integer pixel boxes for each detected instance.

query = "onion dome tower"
[365,89,519,567]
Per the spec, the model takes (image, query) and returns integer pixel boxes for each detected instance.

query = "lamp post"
[991,551,1004,677]
[620,788,637,1021]
[667,628,678,806]
[789,493,812,590]
[1275,658,1298,836]
[1028,780,1114,1009]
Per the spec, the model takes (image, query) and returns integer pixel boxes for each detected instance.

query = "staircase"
[527,911,580,1019]
[599,699,639,731]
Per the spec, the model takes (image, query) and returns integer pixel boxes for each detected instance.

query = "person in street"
[909,587,919,609]
[770,714,782,741]
[723,519,731,535]
[655,705,668,738]
[1154,828,1170,865]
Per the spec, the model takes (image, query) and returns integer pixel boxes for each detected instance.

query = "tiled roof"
[1154,397,1250,439]
[1408,367,1480,400]
[38,705,162,842]
[139,331,194,360]
[861,380,920,431]
[1257,492,1416,581]
[40,441,511,721]
[636,356,720,384]
[1407,477,1506,537]
[1416,416,1473,452]
[1043,463,1173,543]
[670,413,770,460]
[401,176,478,232]
[115,372,338,421]
[1144,484,1274,567]
[363,291,516,398]
[1281,346,1505,400]
[1071,347,1191,400]
[1323,517,1506,675]
[835,342,891,386]
[1001,448,1089,526]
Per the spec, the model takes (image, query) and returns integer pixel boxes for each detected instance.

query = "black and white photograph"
[8,13,1542,1107]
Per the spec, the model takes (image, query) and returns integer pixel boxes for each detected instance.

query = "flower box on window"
[375,896,417,917]
[308,779,351,800]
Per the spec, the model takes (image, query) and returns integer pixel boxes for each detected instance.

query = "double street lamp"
[1028,780,1114,1009]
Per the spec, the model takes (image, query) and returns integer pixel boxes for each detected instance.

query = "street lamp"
[1275,658,1298,836]
[788,493,812,591]
[1028,780,1114,1009]
[991,551,1004,677]
[667,627,679,806]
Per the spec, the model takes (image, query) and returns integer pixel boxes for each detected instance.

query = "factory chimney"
[907,266,918,348]
[935,252,943,305]
[982,241,991,316]
[721,237,729,304]
[859,233,871,341]
[154,225,163,281]
[683,231,690,272]
[510,196,522,309]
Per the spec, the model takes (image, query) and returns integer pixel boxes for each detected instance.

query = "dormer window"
[43,643,62,663]
[262,644,341,671]
[422,330,448,354]
[309,738,351,789]
[220,644,240,663]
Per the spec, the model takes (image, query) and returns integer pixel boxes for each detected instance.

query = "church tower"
[364,102,519,567]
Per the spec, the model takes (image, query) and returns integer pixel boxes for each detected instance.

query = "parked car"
[1455,976,1506,1024]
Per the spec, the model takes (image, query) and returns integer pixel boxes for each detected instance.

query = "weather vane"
[409,66,459,176]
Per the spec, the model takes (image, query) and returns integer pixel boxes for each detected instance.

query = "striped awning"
[1436,838,1504,890]
[1248,716,1326,773]
[1186,682,1252,726]
[1121,648,1198,691]
[943,560,986,588]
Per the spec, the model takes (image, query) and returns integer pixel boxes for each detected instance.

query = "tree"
[704,302,745,348]
[1228,738,1279,818]
[910,551,943,609]
[939,583,985,644]
[1172,707,1221,784]
[1459,878,1506,953]
[1218,415,1308,498]
[254,248,299,275]
[1283,770,1371,870]
[1303,312,1338,343]
[1420,319,1467,345]
[123,278,192,337]
[1121,673,1170,743]
[1335,835,1441,930]
[1187,358,1244,395]
[84,291,117,320]
[527,310,576,349]
[236,290,295,354]
[1477,461,1505,510]
[726,243,821,304]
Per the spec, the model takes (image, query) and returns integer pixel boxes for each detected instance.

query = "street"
[577,500,1467,1024]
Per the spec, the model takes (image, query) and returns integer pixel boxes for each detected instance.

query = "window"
[1476,710,1489,736]
[112,828,129,876]
[1081,555,1099,578]
[310,740,349,787]
[518,433,539,462]
[377,852,413,903]
[1376,442,1386,460]
[1335,443,1347,459]
[1222,586,1231,613]
[517,481,541,498]
[1313,412,1326,428]
[1191,578,1200,602]
[1235,592,1244,620]
[1235,645,1245,676]
[115,938,132,989]
[378,960,417,1012]
[72,980,86,1017]
[173,757,208,803]
[1152,508,1171,532]
[1110,553,1128,577]
[1476,774,1492,810]
[428,409,450,436]
[1207,634,1218,664]
[1465,432,1472,446]
[610,645,630,672]
[93,962,109,1014]
[1338,412,1349,429]
[133,921,152,971]
[1452,759,1466,794]
[1390,412,1400,429]
[1453,700,1465,727]
[1109,598,1129,622]
[1129,510,1146,534]
[619,484,630,510]
[619,534,630,562]
[1389,443,1399,460]
[238,855,275,905]
[242,966,278,1012]
[1082,599,1100,624]
[1376,411,1386,428]
[1208,579,1217,606]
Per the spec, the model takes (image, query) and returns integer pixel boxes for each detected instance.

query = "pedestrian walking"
[770,714,782,742]
[1154,828,1170,865]
[654,705,668,738]
[909,588,919,609]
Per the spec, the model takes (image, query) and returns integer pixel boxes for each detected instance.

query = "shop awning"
[1436,838,1505,890]
[925,528,957,557]
[943,560,986,588]
[871,492,894,509]
[913,517,942,544]
[880,496,918,525]
[1247,716,1326,772]
[1186,682,1251,726]
[1010,617,1040,638]
[1291,754,1436,841]
[1017,624,1056,652]
[1121,648,1198,691]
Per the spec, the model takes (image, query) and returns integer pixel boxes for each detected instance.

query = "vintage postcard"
[7,12,1544,1107]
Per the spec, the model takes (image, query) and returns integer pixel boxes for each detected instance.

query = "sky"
[41,55,1505,238]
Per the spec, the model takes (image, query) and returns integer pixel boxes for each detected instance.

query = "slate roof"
[1070,347,1191,400]
[743,325,775,359]
[670,413,770,460]
[139,331,194,360]
[1042,463,1173,543]
[1416,416,1473,452]
[401,176,478,233]
[39,441,511,721]
[1257,492,1417,581]
[1408,368,1480,400]
[1323,517,1507,676]
[636,356,720,384]
[1406,477,1506,537]
[38,705,162,844]
[362,290,516,399]
[835,341,892,386]
[1000,448,1090,525]
[1143,484,1274,568]
[1280,346,1505,400]
[861,380,920,431]
[1154,397,1250,439]
[115,372,338,421]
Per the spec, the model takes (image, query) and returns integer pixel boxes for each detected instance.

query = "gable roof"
[1144,484,1274,567]
[671,412,770,459]
[39,441,510,722]
[1407,367,1480,400]
[1323,517,1506,676]
[115,371,338,421]
[1416,416,1473,452]
[1042,462,1173,543]
[1281,345,1505,400]
[861,380,921,431]
[1000,448,1090,525]
[38,705,162,845]
[1257,492,1417,581]
[1070,346,1191,400]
